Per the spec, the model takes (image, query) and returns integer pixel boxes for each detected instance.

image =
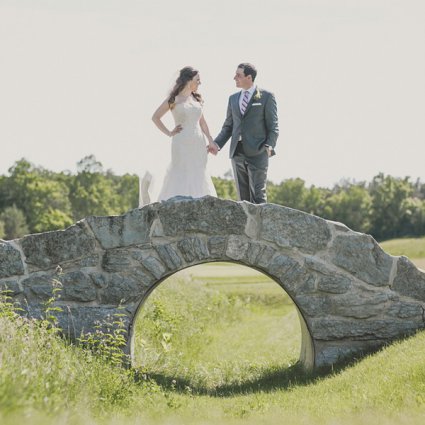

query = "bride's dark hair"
[168,66,203,108]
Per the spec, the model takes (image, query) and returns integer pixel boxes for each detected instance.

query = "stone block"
[0,241,24,278]
[267,255,305,294]
[387,301,425,319]
[317,275,352,294]
[295,294,333,316]
[243,242,264,265]
[155,244,183,270]
[100,272,145,304]
[86,207,155,249]
[20,223,97,270]
[207,236,227,259]
[330,233,393,287]
[226,236,249,260]
[102,249,132,272]
[140,256,167,279]
[22,273,57,300]
[260,204,331,254]
[329,289,394,319]
[61,271,97,302]
[0,279,22,296]
[157,196,247,236]
[256,245,277,269]
[392,256,425,302]
[310,317,422,340]
[177,237,209,263]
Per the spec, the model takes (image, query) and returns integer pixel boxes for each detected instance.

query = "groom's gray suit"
[214,87,279,203]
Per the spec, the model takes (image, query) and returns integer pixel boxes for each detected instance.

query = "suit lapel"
[233,92,243,118]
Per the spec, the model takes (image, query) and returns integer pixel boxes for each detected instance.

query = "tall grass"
[133,266,300,392]
[1,258,425,424]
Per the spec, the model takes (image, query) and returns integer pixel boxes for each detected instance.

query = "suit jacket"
[214,88,279,158]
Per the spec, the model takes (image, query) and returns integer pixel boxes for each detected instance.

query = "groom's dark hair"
[238,63,257,82]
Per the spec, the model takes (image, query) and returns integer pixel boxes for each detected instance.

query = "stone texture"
[387,301,425,319]
[256,245,278,269]
[3,197,425,372]
[20,223,97,270]
[226,236,249,260]
[138,256,167,280]
[22,273,58,300]
[155,244,183,270]
[0,241,24,278]
[207,236,227,259]
[296,294,333,316]
[86,207,155,249]
[157,196,247,236]
[317,275,352,294]
[100,272,146,304]
[329,289,395,319]
[243,242,264,265]
[177,237,209,263]
[102,249,132,272]
[0,279,22,296]
[260,204,331,254]
[310,317,422,340]
[329,233,393,287]
[392,256,425,302]
[61,271,97,302]
[58,306,130,340]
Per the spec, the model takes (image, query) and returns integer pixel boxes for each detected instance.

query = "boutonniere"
[254,88,262,100]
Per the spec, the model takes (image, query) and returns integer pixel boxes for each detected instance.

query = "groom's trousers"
[232,141,269,204]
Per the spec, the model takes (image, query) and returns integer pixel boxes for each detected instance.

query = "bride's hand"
[169,125,183,137]
[207,142,219,156]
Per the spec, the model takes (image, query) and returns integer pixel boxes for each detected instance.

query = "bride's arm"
[152,99,182,137]
[200,114,214,144]
[200,114,219,155]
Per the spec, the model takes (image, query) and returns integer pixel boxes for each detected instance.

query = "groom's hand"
[207,142,219,156]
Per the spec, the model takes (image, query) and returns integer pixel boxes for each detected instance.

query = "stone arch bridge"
[1,197,425,370]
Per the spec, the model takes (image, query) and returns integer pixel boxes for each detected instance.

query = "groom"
[210,63,279,204]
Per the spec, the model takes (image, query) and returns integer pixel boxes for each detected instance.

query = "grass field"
[380,236,425,270]
[1,236,425,424]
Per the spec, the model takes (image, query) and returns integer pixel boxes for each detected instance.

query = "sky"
[0,0,424,187]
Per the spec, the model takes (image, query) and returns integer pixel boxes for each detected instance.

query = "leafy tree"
[327,184,372,233]
[0,205,30,240]
[398,197,425,237]
[107,172,139,213]
[369,173,414,240]
[268,178,307,209]
[0,159,73,233]
[212,176,237,200]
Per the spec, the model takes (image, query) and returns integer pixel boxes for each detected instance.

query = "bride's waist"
[177,125,202,134]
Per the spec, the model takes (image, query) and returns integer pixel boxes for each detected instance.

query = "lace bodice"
[171,101,203,130]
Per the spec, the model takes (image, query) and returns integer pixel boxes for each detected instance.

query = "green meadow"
[1,237,425,424]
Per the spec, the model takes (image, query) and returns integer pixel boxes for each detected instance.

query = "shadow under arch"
[128,259,315,373]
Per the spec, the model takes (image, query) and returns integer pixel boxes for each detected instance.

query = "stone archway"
[1,196,425,370]
[129,260,308,369]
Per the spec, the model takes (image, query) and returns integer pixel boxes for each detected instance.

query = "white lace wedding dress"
[140,100,217,205]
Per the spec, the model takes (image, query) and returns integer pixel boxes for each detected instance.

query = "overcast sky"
[0,0,424,187]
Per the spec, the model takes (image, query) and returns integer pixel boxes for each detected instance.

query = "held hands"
[207,141,219,156]
[168,125,183,137]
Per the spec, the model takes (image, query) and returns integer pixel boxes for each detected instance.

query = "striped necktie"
[240,90,250,115]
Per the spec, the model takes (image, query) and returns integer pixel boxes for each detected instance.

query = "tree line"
[1,156,424,242]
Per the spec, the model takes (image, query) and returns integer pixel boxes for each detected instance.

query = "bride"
[140,66,217,205]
